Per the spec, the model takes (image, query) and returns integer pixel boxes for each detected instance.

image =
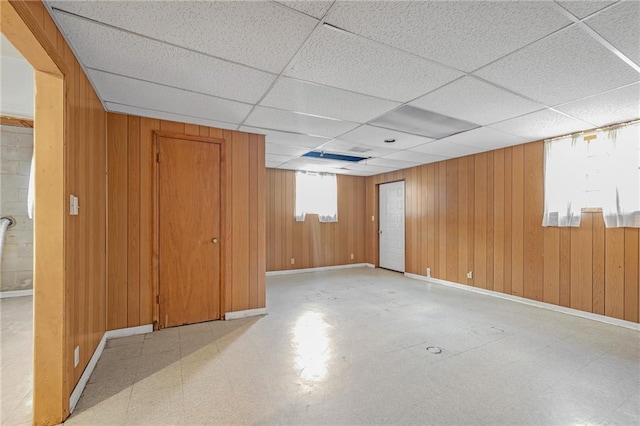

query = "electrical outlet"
[426,267,431,278]
[350,253,354,260]
[290,258,295,265]
[74,346,80,367]
[467,271,473,279]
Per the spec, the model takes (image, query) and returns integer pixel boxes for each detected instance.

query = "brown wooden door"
[157,135,221,328]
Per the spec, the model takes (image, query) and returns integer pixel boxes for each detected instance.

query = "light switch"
[69,195,79,215]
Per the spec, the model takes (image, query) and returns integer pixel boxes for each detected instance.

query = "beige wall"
[0,125,33,291]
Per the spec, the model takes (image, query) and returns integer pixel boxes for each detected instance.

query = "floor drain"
[426,346,442,354]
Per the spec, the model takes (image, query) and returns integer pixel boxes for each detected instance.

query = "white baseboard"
[266,263,375,276]
[404,272,639,331]
[225,308,267,320]
[0,289,33,298]
[69,324,152,413]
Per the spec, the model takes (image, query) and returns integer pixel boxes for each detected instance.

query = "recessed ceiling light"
[384,138,396,144]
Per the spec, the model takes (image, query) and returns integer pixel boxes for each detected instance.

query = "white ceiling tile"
[91,70,252,124]
[265,143,309,157]
[585,1,640,66]
[474,25,640,106]
[50,1,317,73]
[260,77,400,122]
[243,106,358,138]
[239,126,331,148]
[556,1,619,19]
[411,139,487,158]
[104,103,238,131]
[340,125,434,150]
[326,1,571,72]
[266,162,284,169]
[334,168,376,176]
[276,1,334,19]
[53,11,276,104]
[489,109,594,141]
[317,139,396,158]
[424,127,529,151]
[364,158,423,170]
[383,150,449,164]
[409,77,545,126]
[554,83,640,127]
[343,163,396,173]
[266,153,294,166]
[284,25,463,102]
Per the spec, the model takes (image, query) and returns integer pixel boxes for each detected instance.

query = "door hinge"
[156,295,160,304]
[156,153,160,163]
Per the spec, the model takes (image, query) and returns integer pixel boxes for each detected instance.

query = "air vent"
[348,147,372,153]
[303,151,369,162]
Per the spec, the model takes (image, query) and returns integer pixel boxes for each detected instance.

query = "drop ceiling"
[46,0,640,176]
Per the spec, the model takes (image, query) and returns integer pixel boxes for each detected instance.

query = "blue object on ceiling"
[303,151,369,162]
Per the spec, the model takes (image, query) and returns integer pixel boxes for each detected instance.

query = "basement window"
[542,122,639,228]
[295,171,337,223]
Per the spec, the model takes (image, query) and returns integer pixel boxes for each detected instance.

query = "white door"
[379,181,405,272]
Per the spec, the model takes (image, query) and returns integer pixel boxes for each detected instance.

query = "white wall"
[0,34,34,119]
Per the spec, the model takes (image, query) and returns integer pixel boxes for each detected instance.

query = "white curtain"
[542,136,586,227]
[27,153,34,220]
[601,124,640,228]
[295,171,338,223]
[543,122,640,229]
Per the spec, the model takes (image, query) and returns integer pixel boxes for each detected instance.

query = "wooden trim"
[1,115,34,127]
[152,132,226,328]
[33,70,66,424]
[582,207,603,213]
[153,131,224,145]
[4,0,67,75]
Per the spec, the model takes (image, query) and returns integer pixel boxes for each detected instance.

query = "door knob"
[211,237,219,244]
[378,230,383,235]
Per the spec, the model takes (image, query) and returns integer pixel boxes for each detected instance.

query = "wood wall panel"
[265,169,367,271]
[364,141,639,323]
[106,114,266,326]
[5,1,109,420]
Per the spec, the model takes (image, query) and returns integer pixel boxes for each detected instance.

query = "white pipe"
[0,217,15,270]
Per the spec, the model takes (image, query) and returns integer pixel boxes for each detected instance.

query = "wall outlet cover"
[74,346,80,367]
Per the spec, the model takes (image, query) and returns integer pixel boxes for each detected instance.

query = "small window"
[295,171,337,223]
[543,122,639,228]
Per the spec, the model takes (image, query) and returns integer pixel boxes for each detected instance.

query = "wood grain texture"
[5,2,108,421]
[571,213,593,312]
[107,116,266,325]
[523,142,544,301]
[364,141,638,324]
[592,214,605,315]
[107,113,128,330]
[265,169,367,271]
[624,229,639,322]
[158,136,221,327]
[605,229,625,319]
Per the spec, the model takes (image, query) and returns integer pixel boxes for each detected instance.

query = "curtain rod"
[544,118,640,143]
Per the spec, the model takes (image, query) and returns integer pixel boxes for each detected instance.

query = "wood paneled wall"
[3,1,108,422]
[366,141,640,323]
[106,114,266,328]
[265,169,367,271]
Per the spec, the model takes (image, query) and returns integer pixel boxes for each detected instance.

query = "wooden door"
[157,135,221,328]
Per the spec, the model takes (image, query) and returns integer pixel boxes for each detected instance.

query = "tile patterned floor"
[2,268,639,425]
[0,295,33,426]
